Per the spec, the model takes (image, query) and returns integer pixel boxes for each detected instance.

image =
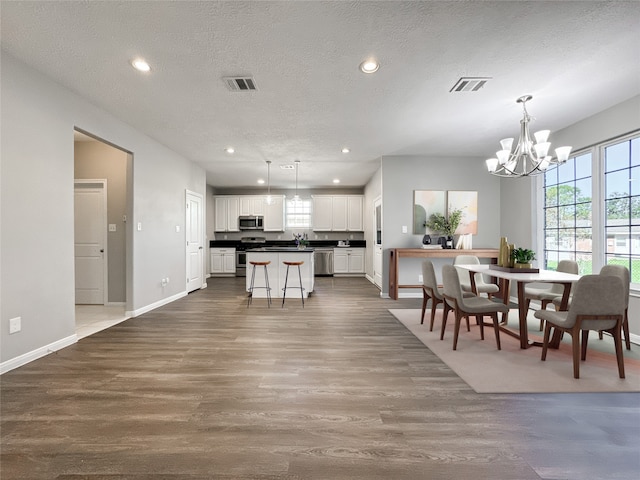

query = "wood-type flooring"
[1,276,639,479]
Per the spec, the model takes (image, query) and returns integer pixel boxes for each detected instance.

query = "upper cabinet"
[214,196,239,232]
[263,195,285,232]
[239,196,265,217]
[311,195,363,232]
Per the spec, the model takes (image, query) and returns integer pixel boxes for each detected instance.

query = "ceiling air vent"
[223,76,257,91]
[449,77,491,93]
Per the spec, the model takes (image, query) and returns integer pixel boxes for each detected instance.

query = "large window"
[604,136,640,281]
[543,153,593,274]
[541,132,640,284]
[285,198,312,229]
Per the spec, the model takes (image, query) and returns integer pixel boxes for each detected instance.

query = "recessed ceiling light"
[359,58,379,74]
[257,179,265,184]
[341,147,350,154]
[333,179,341,184]
[225,147,235,154]
[131,58,151,72]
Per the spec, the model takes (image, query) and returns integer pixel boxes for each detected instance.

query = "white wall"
[1,53,206,370]
[380,155,501,296]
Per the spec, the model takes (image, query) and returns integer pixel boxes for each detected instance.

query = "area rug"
[389,308,640,393]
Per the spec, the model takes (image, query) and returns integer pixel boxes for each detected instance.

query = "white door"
[186,190,204,292]
[74,181,107,304]
[373,197,383,288]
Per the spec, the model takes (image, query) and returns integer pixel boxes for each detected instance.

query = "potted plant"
[424,208,463,249]
[293,233,308,249]
[511,247,536,268]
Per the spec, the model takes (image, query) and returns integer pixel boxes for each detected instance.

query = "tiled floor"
[75,304,128,339]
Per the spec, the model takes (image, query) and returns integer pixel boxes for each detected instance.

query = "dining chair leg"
[623,310,631,350]
[571,329,581,379]
[453,314,462,350]
[429,298,440,332]
[541,322,551,361]
[612,326,626,378]
[581,330,590,361]
[492,313,501,350]
[420,287,428,325]
[440,307,449,340]
[477,315,484,340]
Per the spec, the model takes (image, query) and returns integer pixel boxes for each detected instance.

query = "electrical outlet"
[137,222,142,231]
[175,225,180,232]
[402,225,408,233]
[349,234,353,239]
[418,274,423,283]
[9,316,21,334]
[161,278,167,287]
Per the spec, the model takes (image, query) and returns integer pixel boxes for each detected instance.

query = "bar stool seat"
[247,260,272,307]
[282,261,305,307]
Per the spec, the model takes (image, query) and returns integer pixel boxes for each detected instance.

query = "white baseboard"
[0,334,78,375]
[127,290,187,318]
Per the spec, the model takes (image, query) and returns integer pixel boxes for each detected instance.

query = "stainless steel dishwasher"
[314,248,334,276]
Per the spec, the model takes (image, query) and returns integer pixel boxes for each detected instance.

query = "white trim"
[127,291,187,318]
[0,334,78,375]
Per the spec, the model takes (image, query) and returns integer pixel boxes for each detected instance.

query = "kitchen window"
[286,198,312,229]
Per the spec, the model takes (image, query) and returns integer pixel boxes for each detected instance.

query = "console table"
[388,248,500,300]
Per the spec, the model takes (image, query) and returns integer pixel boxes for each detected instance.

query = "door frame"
[74,179,109,305]
[373,196,383,289]
[186,189,205,292]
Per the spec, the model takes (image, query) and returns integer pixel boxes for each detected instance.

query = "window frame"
[537,130,640,289]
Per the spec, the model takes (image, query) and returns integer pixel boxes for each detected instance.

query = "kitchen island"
[246,248,314,299]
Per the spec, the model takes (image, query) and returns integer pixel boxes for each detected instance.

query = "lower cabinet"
[333,248,365,274]
[210,248,236,275]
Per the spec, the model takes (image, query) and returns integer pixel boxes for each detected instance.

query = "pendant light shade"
[293,160,300,202]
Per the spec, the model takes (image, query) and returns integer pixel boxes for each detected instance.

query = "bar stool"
[247,261,272,307]
[282,260,305,307]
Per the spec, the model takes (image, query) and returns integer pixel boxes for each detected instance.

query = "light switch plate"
[109,224,116,232]
[402,225,408,233]
[137,222,142,231]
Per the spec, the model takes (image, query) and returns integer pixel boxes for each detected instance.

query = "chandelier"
[486,95,572,178]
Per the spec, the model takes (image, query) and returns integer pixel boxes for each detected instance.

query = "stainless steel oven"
[236,250,247,276]
[236,237,266,276]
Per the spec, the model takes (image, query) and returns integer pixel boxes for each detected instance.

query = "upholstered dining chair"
[441,265,508,351]
[421,260,474,332]
[453,255,500,299]
[534,275,626,379]
[421,260,449,331]
[551,264,632,351]
[597,264,631,350]
[524,259,579,330]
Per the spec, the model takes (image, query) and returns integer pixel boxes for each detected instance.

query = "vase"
[445,236,454,249]
[499,237,508,266]
[298,244,306,250]
[514,262,532,269]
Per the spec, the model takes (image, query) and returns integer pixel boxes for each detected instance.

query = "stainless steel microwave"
[239,216,264,230]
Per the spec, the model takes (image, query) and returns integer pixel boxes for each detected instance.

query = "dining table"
[455,264,581,349]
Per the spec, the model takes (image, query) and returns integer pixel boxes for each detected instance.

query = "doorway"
[186,190,204,293]
[74,129,132,334]
[373,196,383,288]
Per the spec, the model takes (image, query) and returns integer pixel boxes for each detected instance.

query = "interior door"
[74,181,107,304]
[186,190,204,292]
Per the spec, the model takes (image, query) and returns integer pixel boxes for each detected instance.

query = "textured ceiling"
[2,1,639,189]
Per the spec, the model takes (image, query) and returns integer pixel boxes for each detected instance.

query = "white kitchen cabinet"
[214,196,239,232]
[333,247,365,274]
[312,196,333,231]
[239,196,265,216]
[331,196,348,231]
[312,195,363,232]
[210,248,236,275]
[347,196,364,231]
[263,195,285,231]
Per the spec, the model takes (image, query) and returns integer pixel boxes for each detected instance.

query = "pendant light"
[264,160,273,205]
[293,160,300,202]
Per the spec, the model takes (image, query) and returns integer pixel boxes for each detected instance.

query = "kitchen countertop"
[247,247,314,252]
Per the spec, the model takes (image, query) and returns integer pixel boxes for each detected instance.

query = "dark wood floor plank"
[1,277,639,479]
